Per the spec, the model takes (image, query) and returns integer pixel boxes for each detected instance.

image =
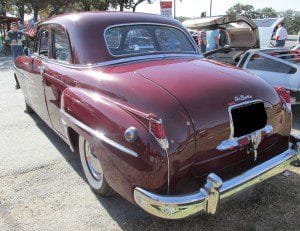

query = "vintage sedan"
[14,12,299,219]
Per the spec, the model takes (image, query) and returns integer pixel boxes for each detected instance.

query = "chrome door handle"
[38,66,45,75]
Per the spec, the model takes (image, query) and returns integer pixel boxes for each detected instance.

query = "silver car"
[237,49,300,102]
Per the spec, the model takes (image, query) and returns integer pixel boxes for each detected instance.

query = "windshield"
[105,24,197,56]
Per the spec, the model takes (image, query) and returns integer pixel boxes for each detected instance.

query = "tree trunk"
[0,2,6,16]
[83,0,91,11]
[120,0,124,11]
[33,4,39,22]
[132,0,143,12]
[17,3,25,24]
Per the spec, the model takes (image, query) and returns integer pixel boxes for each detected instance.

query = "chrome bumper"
[134,143,299,219]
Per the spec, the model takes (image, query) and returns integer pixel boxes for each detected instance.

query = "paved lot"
[0,56,299,230]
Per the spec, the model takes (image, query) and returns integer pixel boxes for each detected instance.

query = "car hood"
[183,15,259,49]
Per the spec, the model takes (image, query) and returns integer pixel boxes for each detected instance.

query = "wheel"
[24,98,34,114]
[78,135,113,196]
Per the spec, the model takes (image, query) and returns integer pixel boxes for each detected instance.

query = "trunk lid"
[135,58,289,181]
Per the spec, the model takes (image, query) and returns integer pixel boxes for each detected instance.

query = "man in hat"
[6,22,25,60]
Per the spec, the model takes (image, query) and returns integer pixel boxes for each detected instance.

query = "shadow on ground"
[28,107,300,231]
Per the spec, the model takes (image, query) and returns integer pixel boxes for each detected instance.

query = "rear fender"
[60,87,168,202]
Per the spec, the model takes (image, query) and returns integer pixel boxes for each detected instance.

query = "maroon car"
[13,12,299,219]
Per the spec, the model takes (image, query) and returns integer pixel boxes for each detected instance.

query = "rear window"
[105,24,196,56]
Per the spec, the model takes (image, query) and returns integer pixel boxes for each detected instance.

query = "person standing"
[275,23,288,47]
[6,22,25,60]
[197,30,207,53]
[206,26,219,51]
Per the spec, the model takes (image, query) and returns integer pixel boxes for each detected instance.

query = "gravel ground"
[0,56,299,231]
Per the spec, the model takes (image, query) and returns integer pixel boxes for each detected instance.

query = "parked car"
[14,12,299,219]
[183,15,260,66]
[184,15,300,103]
[237,49,300,104]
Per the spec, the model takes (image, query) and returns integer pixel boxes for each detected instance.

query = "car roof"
[38,12,188,65]
[40,11,182,30]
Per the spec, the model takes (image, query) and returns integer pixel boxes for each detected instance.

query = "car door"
[27,26,52,126]
[44,26,72,137]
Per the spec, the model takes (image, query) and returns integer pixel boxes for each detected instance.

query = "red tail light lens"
[148,114,169,150]
[149,118,166,139]
[274,87,290,104]
[274,87,291,110]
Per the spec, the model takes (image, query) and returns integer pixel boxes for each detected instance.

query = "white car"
[237,49,300,102]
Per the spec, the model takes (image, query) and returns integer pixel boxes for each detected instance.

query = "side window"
[53,28,71,63]
[247,54,296,74]
[39,29,49,57]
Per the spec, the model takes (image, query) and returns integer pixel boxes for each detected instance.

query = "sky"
[135,0,300,18]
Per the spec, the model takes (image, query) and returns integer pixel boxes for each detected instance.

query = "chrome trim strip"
[31,53,203,69]
[60,109,139,157]
[216,125,273,151]
[134,146,299,219]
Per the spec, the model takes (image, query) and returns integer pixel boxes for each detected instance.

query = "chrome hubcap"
[85,141,103,181]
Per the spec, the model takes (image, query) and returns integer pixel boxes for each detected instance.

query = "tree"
[13,0,33,24]
[125,0,151,12]
[226,3,260,19]
[257,7,277,18]
[27,0,49,21]
[279,9,300,34]
[0,1,7,16]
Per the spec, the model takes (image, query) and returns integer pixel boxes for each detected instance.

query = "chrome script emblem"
[234,95,253,102]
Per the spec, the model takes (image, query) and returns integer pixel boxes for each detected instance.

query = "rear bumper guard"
[134,138,299,219]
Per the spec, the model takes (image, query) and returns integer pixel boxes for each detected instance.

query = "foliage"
[279,9,300,35]
[226,3,260,19]
[257,7,277,18]
[227,3,299,34]
[0,0,151,22]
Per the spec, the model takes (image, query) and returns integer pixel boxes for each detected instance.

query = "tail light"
[274,87,291,110]
[149,115,169,150]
